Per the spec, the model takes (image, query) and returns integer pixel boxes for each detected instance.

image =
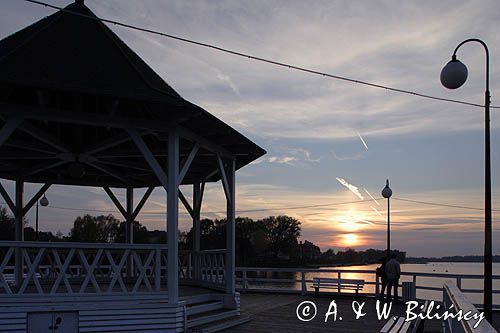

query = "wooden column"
[193,182,201,280]
[126,187,134,244]
[167,129,179,303]
[126,187,133,278]
[193,182,201,253]
[225,159,236,295]
[14,179,24,287]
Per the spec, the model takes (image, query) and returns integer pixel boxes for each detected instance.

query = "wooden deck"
[222,293,500,332]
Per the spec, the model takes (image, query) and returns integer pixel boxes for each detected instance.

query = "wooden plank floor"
[223,293,496,333]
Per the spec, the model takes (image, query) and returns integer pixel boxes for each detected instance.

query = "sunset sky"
[1,0,500,257]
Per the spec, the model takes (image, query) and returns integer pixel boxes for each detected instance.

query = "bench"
[312,277,364,296]
[380,300,429,333]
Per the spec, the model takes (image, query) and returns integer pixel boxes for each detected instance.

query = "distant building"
[298,240,321,261]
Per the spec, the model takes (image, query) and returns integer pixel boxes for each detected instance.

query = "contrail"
[364,188,380,206]
[357,132,369,150]
[371,206,383,217]
[336,177,364,200]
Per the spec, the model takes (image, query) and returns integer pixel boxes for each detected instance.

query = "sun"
[342,233,359,247]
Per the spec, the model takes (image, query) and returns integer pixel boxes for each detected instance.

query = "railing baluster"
[242,269,248,292]
[155,247,161,292]
[301,271,306,296]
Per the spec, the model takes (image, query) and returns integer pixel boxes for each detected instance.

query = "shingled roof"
[0,0,265,187]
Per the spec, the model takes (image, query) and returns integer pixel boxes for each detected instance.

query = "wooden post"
[126,187,133,244]
[242,270,248,292]
[167,128,179,303]
[126,187,133,278]
[225,159,236,295]
[301,271,306,296]
[193,182,201,280]
[155,247,161,292]
[14,179,24,287]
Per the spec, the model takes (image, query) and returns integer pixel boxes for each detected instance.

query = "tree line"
[0,206,405,266]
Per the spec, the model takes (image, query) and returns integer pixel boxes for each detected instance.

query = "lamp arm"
[452,38,490,93]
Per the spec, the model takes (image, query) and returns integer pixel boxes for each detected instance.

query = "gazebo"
[0,0,265,332]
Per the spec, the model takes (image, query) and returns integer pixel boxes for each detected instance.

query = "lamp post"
[35,194,49,241]
[440,38,492,322]
[381,179,392,259]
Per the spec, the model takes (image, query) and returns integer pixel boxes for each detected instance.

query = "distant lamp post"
[35,194,49,240]
[440,38,492,322]
[381,179,392,259]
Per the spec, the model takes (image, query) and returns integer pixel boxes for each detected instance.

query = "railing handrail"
[235,267,500,280]
[443,280,497,332]
[235,266,500,307]
[198,249,227,254]
[180,249,227,254]
[0,240,168,250]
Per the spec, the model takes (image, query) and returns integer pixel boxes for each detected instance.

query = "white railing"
[443,280,497,332]
[0,241,167,295]
[180,249,226,289]
[235,267,500,308]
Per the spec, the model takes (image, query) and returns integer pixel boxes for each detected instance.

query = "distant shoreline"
[406,256,500,264]
[318,259,500,268]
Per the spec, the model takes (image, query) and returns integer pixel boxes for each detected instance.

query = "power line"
[38,198,382,216]
[23,0,499,110]
[4,195,497,217]
[393,197,500,212]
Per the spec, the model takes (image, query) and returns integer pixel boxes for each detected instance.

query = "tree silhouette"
[261,215,301,258]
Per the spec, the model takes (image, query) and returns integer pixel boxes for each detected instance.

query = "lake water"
[239,262,500,306]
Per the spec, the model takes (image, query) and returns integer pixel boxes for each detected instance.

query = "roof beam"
[0,104,235,159]
[0,116,23,148]
[127,127,168,191]
[23,183,51,216]
[178,143,199,186]
[0,181,15,214]
[217,154,230,201]
[24,160,67,177]
[177,126,232,158]
[103,186,127,219]
[178,190,194,219]
[131,186,154,221]
[4,141,58,155]
[85,162,126,183]
[96,159,151,172]
[84,130,149,155]
[17,122,70,153]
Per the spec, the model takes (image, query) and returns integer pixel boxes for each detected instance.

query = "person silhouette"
[376,257,388,300]
[385,253,401,302]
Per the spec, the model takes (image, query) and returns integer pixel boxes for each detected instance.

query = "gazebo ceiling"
[0,1,265,188]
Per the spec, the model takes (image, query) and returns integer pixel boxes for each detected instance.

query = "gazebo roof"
[0,0,265,188]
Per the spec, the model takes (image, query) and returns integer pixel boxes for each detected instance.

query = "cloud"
[214,68,241,95]
[371,206,383,217]
[357,132,369,150]
[364,188,380,206]
[335,177,364,200]
[286,147,321,163]
[332,150,366,161]
[268,156,297,164]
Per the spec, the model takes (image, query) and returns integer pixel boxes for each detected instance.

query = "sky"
[1,0,500,257]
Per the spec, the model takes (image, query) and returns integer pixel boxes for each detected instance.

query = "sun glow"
[336,211,371,232]
[342,233,359,247]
